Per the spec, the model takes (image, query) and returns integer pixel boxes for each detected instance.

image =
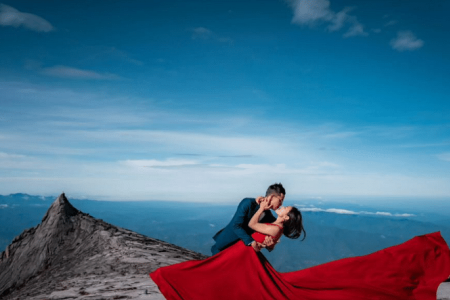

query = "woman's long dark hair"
[283,207,306,240]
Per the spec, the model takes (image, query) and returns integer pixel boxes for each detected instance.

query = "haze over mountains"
[1,193,450,272]
[1,193,449,299]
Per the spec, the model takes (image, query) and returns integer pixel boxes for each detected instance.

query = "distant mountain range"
[1,193,449,299]
[1,193,450,272]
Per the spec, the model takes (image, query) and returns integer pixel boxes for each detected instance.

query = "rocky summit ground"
[0,193,206,299]
[0,193,449,299]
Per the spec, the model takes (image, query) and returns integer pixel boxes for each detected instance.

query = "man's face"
[268,193,284,210]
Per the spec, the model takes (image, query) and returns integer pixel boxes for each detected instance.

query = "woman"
[248,200,306,246]
[150,202,450,300]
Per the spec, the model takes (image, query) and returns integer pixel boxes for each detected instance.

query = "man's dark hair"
[283,207,306,240]
[265,183,285,197]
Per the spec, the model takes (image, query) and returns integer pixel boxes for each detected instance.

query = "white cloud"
[0,4,53,32]
[41,66,120,80]
[0,152,26,159]
[289,0,367,37]
[190,27,232,43]
[322,131,358,139]
[384,20,398,27]
[437,153,450,162]
[343,22,368,38]
[0,152,42,170]
[2,81,450,201]
[290,0,334,25]
[298,206,415,217]
[121,159,199,169]
[327,7,352,32]
[191,27,213,39]
[390,31,424,51]
[326,208,357,214]
[0,204,8,209]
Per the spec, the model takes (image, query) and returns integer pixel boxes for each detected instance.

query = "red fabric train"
[150,232,450,300]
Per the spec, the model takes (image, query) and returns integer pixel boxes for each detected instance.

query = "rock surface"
[0,193,449,299]
[0,194,206,299]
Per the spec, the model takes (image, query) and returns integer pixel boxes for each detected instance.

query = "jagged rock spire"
[40,193,79,225]
[0,193,77,296]
[0,193,206,299]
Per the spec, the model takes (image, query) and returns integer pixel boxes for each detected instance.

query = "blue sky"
[1,0,449,201]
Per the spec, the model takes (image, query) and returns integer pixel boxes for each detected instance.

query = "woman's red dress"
[150,231,450,300]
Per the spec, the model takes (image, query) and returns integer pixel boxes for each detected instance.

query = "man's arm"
[230,199,255,246]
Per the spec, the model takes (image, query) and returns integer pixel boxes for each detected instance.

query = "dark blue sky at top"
[0,0,449,201]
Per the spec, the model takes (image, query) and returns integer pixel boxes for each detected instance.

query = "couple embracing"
[150,183,450,300]
[211,183,305,255]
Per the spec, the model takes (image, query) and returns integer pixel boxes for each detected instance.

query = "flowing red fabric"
[150,232,450,300]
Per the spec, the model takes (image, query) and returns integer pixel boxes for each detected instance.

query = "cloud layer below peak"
[297,205,415,217]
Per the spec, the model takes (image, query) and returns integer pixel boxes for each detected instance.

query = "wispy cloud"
[191,27,213,39]
[0,4,53,32]
[289,0,367,37]
[327,7,352,32]
[0,204,8,209]
[437,153,450,162]
[121,159,241,170]
[41,65,120,80]
[297,206,415,217]
[290,0,334,25]
[0,152,26,159]
[398,142,450,148]
[322,131,358,139]
[2,81,450,200]
[103,47,143,66]
[121,159,199,169]
[390,31,424,51]
[0,152,40,170]
[78,46,144,66]
[343,21,367,38]
[190,27,233,43]
[384,20,398,27]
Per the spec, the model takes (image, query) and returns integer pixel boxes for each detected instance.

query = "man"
[211,183,285,255]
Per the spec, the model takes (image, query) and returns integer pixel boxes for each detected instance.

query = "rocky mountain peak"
[0,193,206,299]
[40,193,79,226]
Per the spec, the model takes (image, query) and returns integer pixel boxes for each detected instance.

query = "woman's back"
[251,223,283,244]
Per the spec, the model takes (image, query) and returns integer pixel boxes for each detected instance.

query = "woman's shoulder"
[266,223,283,229]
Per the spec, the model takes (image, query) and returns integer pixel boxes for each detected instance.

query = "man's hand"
[263,236,279,252]
[264,236,275,248]
[250,241,265,252]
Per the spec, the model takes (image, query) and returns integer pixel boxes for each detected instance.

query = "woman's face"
[276,206,293,218]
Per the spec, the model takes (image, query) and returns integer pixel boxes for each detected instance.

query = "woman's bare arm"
[249,200,281,237]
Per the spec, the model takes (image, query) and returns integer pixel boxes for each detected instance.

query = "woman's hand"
[259,198,270,210]
[255,196,264,204]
